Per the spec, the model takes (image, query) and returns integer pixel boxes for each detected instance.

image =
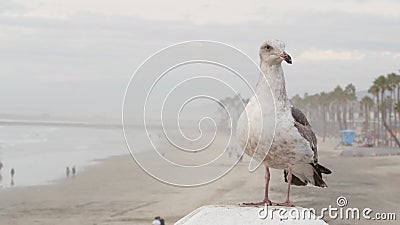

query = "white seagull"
[237,40,331,206]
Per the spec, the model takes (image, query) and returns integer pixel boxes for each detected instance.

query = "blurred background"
[0,1,399,225]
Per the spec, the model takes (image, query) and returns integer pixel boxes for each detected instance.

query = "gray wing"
[291,107,311,126]
[291,107,318,163]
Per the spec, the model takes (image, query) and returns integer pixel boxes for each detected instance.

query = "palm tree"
[344,84,356,129]
[320,92,331,142]
[360,96,373,132]
[374,75,400,146]
[387,73,400,132]
[386,74,397,146]
[368,84,379,145]
[332,85,345,130]
[374,75,387,145]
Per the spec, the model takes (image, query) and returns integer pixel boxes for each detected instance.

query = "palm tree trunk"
[365,104,369,131]
[382,111,400,147]
[372,96,377,146]
[377,95,381,146]
[397,85,400,135]
[337,104,343,130]
[389,100,392,147]
[381,91,387,146]
[343,105,348,129]
[323,106,327,142]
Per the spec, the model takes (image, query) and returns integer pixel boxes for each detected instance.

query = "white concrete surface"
[175,205,328,225]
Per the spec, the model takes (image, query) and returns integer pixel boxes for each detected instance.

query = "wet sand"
[0,138,399,225]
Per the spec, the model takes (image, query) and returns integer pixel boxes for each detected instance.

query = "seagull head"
[259,40,292,65]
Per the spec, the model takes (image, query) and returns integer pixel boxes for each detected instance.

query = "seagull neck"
[258,63,290,106]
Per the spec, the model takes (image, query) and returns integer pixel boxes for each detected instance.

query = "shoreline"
[0,151,129,190]
[0,124,169,189]
[0,154,128,192]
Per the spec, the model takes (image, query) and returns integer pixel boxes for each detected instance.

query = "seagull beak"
[280,52,292,64]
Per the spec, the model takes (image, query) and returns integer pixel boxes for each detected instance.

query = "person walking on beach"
[66,166,70,177]
[72,166,76,176]
[9,168,15,186]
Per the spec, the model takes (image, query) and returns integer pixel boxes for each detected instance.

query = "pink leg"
[242,165,275,206]
[277,167,295,207]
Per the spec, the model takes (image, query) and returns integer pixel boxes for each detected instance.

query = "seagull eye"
[265,45,272,50]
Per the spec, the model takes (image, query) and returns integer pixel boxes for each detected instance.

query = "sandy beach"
[0,138,399,225]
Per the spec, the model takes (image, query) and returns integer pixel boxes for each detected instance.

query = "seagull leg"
[262,166,273,205]
[278,167,295,207]
[242,165,274,206]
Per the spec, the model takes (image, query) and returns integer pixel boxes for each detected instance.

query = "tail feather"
[284,170,307,186]
[316,164,332,174]
[284,163,331,188]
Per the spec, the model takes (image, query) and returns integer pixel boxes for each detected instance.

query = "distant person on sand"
[152,216,161,225]
[66,166,70,177]
[10,168,15,178]
[72,166,76,176]
[0,161,3,171]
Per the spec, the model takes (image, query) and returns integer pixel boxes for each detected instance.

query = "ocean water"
[0,125,155,189]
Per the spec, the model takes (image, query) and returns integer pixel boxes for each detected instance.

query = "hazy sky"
[1,0,399,119]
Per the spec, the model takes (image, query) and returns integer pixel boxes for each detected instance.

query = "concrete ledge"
[175,205,328,225]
